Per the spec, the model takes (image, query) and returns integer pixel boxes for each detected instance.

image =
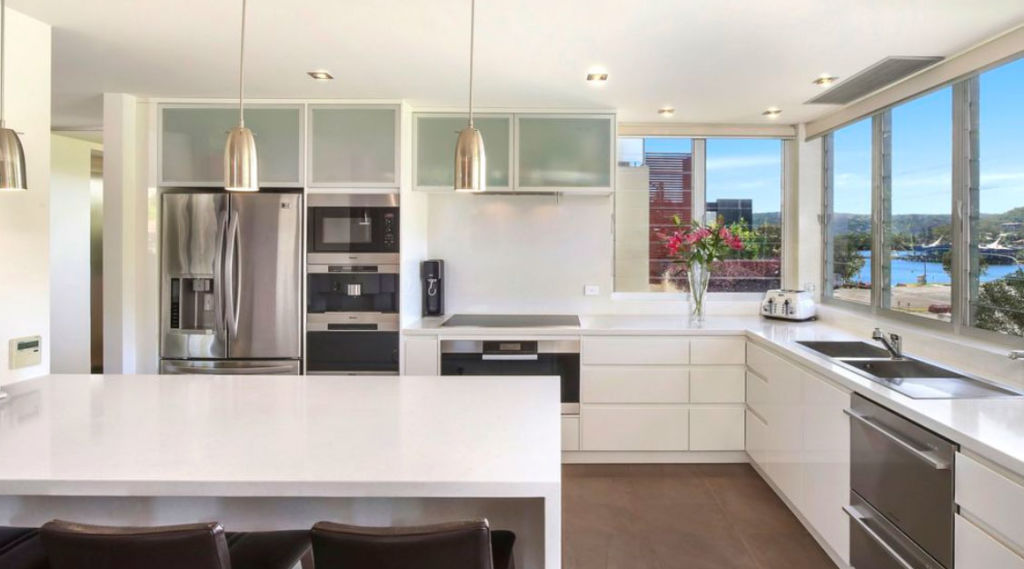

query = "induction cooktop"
[440,314,581,328]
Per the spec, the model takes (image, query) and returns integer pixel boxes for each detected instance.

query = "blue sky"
[833,56,1024,216]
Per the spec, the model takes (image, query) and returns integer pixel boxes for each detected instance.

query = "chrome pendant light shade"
[224,0,258,192]
[0,0,26,191]
[224,125,258,192]
[454,0,485,192]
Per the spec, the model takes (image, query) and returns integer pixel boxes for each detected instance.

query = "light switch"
[9,335,41,370]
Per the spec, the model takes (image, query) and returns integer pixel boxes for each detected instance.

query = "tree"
[975,270,1024,337]
[833,233,867,285]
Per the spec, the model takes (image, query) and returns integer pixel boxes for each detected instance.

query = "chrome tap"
[1009,350,1024,360]
[872,328,903,359]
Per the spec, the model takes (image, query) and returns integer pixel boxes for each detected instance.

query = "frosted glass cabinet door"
[160,105,303,187]
[414,114,512,190]
[516,115,614,190]
[309,105,399,188]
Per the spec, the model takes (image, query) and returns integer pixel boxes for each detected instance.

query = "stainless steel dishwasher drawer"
[846,493,945,569]
[847,394,956,568]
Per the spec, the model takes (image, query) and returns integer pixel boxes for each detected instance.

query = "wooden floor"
[562,464,836,569]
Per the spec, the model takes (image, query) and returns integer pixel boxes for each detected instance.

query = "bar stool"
[310,519,515,569]
[40,519,310,569]
[0,527,48,569]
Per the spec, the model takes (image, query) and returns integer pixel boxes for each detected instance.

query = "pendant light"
[224,0,258,192]
[0,0,26,191]
[454,0,486,192]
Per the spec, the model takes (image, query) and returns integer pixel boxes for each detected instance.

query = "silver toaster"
[760,289,816,321]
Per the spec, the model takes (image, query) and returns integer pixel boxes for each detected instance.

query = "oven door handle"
[481,354,539,361]
[843,505,918,569]
[844,408,951,470]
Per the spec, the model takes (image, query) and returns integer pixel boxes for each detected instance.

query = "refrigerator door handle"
[162,362,298,375]
[214,211,227,336]
[225,210,241,337]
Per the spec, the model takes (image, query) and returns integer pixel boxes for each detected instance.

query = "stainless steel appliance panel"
[847,493,945,569]
[160,359,301,375]
[161,193,229,359]
[848,394,956,568]
[226,193,302,359]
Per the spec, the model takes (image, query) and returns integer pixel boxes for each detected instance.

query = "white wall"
[0,8,50,386]
[50,134,101,373]
[797,125,823,298]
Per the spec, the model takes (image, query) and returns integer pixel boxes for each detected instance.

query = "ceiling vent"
[806,56,944,105]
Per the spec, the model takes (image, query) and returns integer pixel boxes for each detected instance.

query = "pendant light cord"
[1,0,6,128]
[467,0,475,128]
[238,0,246,127]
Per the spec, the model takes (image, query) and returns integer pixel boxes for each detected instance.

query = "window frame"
[821,58,1024,346]
[612,134,791,297]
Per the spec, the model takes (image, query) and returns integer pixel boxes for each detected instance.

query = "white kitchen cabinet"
[956,452,1024,553]
[516,114,614,192]
[690,337,746,365]
[690,407,744,451]
[956,514,1024,569]
[308,105,400,189]
[402,336,439,375]
[581,365,689,403]
[160,104,303,187]
[582,336,689,366]
[413,113,513,190]
[581,405,689,451]
[561,416,581,451]
[745,408,769,466]
[690,367,745,403]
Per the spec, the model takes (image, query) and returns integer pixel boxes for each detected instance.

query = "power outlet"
[584,285,600,296]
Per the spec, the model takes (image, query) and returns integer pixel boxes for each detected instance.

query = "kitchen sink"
[838,357,1023,399]
[797,341,892,359]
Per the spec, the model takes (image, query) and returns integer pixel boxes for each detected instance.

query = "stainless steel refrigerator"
[160,192,302,374]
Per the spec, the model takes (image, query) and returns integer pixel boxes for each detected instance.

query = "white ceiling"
[13,0,1024,130]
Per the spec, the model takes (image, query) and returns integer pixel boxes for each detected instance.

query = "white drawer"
[582,336,689,365]
[690,406,744,451]
[690,337,746,365]
[956,452,1024,552]
[745,370,771,416]
[956,514,1024,569]
[580,405,689,451]
[746,342,790,383]
[745,408,768,466]
[581,366,689,403]
[690,367,745,403]
[561,416,580,451]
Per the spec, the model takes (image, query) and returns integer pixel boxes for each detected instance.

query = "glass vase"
[687,261,711,323]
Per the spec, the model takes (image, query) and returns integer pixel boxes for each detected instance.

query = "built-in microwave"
[307,194,399,261]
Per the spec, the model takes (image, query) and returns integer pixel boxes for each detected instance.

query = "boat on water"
[908,235,1022,264]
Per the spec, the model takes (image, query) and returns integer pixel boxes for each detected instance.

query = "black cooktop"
[440,314,581,328]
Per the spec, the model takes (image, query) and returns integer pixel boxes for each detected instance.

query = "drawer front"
[745,408,769,466]
[580,405,689,451]
[690,337,746,365]
[690,406,744,451]
[690,367,745,403]
[956,514,1024,569]
[581,366,689,403]
[582,337,689,365]
[957,452,1024,552]
[745,370,771,416]
[746,342,790,382]
[561,416,580,451]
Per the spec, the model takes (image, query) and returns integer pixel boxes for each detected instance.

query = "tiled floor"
[562,464,836,569]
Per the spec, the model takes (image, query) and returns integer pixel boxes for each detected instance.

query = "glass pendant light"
[454,0,486,192]
[0,0,27,191]
[224,0,258,192]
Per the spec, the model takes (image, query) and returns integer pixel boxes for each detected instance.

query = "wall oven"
[439,340,580,415]
[307,194,399,261]
[845,393,956,569]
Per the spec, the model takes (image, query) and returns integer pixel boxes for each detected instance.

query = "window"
[827,118,872,305]
[886,87,953,321]
[970,57,1024,337]
[705,139,782,292]
[614,137,784,293]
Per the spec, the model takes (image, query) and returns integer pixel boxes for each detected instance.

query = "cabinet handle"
[844,408,950,470]
[843,505,918,569]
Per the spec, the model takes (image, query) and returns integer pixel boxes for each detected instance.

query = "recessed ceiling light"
[586,72,609,83]
[762,107,782,119]
[658,107,675,117]
[813,74,839,87]
[307,70,334,81]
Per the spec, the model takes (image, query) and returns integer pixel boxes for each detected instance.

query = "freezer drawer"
[160,359,301,375]
[306,331,399,373]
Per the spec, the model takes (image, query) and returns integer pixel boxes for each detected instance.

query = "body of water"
[852,252,1022,285]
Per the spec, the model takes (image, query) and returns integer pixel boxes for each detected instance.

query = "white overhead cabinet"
[308,105,400,189]
[516,115,614,192]
[414,114,512,190]
[159,105,303,187]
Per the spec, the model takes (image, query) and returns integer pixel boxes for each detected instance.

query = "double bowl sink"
[796,341,1023,399]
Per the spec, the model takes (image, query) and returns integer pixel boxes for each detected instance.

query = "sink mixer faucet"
[872,328,903,359]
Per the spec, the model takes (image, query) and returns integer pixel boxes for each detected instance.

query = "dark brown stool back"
[311,520,494,569]
[40,519,232,569]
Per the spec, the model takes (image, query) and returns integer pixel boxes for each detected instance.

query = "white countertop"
[0,374,561,498]
[406,314,1024,475]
